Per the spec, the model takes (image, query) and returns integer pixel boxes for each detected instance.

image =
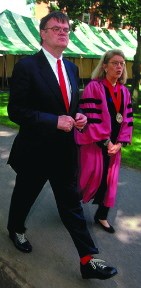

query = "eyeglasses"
[43,26,70,34]
[109,61,125,67]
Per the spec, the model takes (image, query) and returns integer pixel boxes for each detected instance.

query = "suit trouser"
[7,142,98,258]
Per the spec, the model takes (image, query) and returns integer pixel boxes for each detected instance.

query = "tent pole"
[1,55,4,91]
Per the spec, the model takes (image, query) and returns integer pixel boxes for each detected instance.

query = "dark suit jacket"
[7,49,80,172]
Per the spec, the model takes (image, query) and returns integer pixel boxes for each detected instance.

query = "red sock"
[80,255,93,265]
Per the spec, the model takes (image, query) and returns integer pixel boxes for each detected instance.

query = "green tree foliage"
[98,0,141,109]
[26,0,48,4]
[58,0,89,19]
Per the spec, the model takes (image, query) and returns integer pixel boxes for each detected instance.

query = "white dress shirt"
[42,48,71,104]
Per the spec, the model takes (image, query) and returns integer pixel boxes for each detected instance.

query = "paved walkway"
[0,125,141,288]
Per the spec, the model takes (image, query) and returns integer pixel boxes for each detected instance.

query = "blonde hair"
[91,49,128,84]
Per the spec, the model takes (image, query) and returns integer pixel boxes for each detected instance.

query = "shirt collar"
[42,47,62,63]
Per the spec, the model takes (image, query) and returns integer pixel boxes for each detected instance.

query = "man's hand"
[57,115,75,132]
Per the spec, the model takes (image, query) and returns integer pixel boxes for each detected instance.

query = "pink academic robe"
[75,79,133,207]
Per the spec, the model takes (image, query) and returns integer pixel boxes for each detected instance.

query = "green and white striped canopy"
[0,9,137,60]
[67,22,137,60]
[0,9,40,55]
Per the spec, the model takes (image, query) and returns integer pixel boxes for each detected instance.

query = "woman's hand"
[108,142,122,156]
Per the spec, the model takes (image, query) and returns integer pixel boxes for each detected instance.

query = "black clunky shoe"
[80,258,118,280]
[94,216,115,233]
[9,232,32,253]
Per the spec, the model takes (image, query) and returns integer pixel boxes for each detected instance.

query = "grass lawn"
[0,90,141,170]
[121,112,141,170]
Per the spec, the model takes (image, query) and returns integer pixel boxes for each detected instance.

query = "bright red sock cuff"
[80,255,93,265]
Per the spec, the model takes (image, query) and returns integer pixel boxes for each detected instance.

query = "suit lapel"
[35,50,78,113]
[36,50,66,109]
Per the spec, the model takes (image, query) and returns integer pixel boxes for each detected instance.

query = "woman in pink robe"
[75,49,133,233]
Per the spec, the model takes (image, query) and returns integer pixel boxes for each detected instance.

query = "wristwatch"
[104,139,111,146]
[118,142,127,147]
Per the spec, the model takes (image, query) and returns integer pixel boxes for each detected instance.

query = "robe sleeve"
[74,80,111,145]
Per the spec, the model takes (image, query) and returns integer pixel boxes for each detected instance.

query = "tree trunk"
[131,26,141,111]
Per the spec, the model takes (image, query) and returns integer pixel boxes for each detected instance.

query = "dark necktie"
[57,59,69,112]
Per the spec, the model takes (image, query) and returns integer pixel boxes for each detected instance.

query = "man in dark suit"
[7,11,117,280]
